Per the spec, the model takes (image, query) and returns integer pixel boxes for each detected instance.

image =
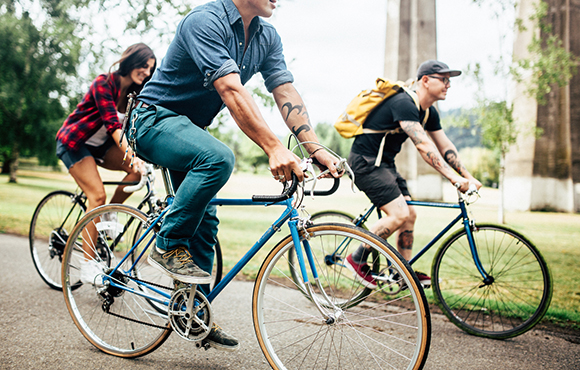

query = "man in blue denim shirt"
[130,0,339,351]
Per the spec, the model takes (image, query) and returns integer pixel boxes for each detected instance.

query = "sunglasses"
[427,75,450,85]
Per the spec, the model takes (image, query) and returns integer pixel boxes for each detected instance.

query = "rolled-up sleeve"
[264,69,293,92]
[204,59,240,89]
[182,12,239,91]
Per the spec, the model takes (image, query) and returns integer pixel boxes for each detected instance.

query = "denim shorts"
[56,138,115,170]
[347,151,411,207]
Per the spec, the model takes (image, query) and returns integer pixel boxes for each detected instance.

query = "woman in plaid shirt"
[55,43,156,283]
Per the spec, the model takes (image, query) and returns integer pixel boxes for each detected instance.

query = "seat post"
[160,167,175,197]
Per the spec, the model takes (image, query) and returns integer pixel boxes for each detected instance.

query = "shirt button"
[242,66,246,69]
[239,42,242,46]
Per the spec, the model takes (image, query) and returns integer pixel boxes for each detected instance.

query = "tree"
[0,0,82,182]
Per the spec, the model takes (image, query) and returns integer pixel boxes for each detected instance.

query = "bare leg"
[68,157,107,259]
[354,195,411,263]
[99,145,141,204]
[395,196,416,261]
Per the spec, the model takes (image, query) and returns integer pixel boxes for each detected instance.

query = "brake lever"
[300,158,318,199]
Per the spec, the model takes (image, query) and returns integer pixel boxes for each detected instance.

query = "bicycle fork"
[458,199,494,286]
[288,219,343,324]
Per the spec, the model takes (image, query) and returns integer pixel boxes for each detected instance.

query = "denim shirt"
[138,0,294,127]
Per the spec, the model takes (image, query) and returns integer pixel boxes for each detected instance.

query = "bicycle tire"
[62,204,172,358]
[29,190,86,290]
[431,223,552,339]
[254,223,431,370]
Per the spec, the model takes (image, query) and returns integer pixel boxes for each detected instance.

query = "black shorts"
[347,151,411,207]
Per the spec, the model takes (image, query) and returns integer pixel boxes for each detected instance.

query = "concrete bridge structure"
[386,0,580,212]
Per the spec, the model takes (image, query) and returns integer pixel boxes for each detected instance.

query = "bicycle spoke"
[255,224,430,369]
[433,224,552,339]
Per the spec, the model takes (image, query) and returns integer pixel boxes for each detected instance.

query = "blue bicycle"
[60,156,431,370]
[307,188,553,339]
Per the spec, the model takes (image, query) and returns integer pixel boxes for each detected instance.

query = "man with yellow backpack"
[342,60,482,289]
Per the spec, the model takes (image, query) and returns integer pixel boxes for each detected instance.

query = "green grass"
[2,169,579,328]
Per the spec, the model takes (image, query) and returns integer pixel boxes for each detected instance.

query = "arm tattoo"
[400,121,423,145]
[282,102,312,136]
[444,149,467,175]
[397,230,414,251]
[426,151,451,171]
[291,124,311,136]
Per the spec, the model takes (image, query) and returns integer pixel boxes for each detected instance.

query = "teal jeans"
[131,104,234,291]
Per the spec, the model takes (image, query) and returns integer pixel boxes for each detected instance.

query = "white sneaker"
[80,259,105,286]
[98,212,124,241]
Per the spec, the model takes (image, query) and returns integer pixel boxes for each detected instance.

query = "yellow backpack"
[334,77,428,166]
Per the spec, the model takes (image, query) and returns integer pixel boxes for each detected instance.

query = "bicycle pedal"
[195,340,211,351]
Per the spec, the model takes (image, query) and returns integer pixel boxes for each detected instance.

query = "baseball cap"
[417,60,462,79]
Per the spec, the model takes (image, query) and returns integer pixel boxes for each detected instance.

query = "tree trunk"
[1,154,10,174]
[8,142,19,183]
[498,155,505,224]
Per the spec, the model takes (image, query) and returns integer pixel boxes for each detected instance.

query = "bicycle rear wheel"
[289,210,383,306]
[310,210,361,226]
[254,223,431,370]
[29,190,86,290]
[431,223,552,339]
[62,204,172,357]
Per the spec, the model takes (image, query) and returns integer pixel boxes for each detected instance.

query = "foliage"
[0,1,83,181]
[511,0,580,105]
[458,147,500,187]
[440,109,482,150]
[308,123,353,159]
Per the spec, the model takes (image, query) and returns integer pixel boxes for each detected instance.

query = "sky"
[256,0,515,135]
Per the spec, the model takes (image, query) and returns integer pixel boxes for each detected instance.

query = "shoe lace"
[162,247,194,267]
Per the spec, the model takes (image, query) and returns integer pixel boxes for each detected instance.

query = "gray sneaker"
[147,246,212,284]
[205,324,239,351]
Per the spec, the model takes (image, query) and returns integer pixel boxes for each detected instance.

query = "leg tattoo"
[397,230,414,251]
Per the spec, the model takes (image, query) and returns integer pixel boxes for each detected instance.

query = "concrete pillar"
[505,0,539,211]
[384,0,441,199]
[506,0,577,212]
[569,0,580,212]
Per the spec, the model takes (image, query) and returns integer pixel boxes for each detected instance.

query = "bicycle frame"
[105,194,323,310]
[353,195,491,281]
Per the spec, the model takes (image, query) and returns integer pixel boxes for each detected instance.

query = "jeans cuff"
[155,232,191,251]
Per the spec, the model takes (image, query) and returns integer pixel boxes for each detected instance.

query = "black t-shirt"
[350,92,441,164]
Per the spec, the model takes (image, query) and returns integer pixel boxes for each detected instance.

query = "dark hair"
[109,43,157,89]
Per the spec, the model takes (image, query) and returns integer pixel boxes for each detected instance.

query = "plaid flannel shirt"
[56,72,123,151]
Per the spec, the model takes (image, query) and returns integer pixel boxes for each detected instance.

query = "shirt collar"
[220,0,263,33]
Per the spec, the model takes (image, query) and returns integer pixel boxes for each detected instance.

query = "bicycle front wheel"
[432,223,552,339]
[62,204,172,358]
[254,223,431,370]
[29,190,86,290]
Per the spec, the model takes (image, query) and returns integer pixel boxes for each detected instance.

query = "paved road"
[1,233,578,369]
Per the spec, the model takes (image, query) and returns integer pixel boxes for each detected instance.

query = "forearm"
[218,79,283,156]
[441,147,475,180]
[416,142,462,182]
[273,83,320,154]
[401,121,461,183]
[111,129,128,154]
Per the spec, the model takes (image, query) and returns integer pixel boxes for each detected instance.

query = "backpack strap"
[372,88,429,167]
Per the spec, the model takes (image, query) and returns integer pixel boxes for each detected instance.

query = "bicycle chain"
[105,310,171,331]
[101,275,175,330]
